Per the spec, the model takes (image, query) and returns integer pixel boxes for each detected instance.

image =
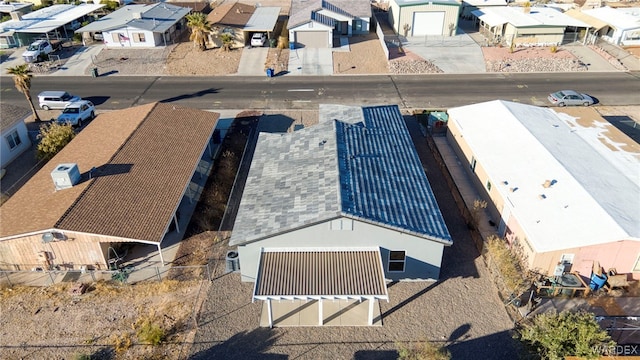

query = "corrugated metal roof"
[244,7,281,31]
[229,104,452,246]
[76,3,189,33]
[0,4,105,34]
[254,248,388,299]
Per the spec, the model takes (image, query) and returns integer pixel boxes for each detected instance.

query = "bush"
[485,235,530,294]
[517,310,614,360]
[136,319,164,345]
[36,122,75,161]
[397,340,451,360]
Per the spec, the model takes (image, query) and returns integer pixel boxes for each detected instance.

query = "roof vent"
[51,163,80,190]
[132,12,142,19]
[538,194,547,200]
[542,179,557,188]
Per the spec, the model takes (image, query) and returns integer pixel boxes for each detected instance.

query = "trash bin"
[289,42,295,50]
[91,67,99,77]
[269,38,277,48]
[266,68,273,77]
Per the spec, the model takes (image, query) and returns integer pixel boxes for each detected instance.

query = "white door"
[412,12,445,36]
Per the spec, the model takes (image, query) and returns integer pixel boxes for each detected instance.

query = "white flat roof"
[472,6,590,28]
[584,6,640,31]
[0,4,105,34]
[244,7,281,31]
[448,100,639,252]
[462,0,507,7]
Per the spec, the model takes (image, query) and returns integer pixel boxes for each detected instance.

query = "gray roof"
[76,3,190,34]
[0,103,31,132]
[288,0,371,29]
[230,104,452,246]
[244,6,281,31]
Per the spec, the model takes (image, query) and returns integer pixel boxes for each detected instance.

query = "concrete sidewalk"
[51,44,103,76]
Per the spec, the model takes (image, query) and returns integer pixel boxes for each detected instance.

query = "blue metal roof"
[337,105,452,243]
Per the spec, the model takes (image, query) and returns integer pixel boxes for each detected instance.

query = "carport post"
[368,298,374,326]
[158,244,165,266]
[318,299,323,326]
[267,299,273,328]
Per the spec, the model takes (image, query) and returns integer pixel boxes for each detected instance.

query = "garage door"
[295,31,329,48]
[412,12,445,36]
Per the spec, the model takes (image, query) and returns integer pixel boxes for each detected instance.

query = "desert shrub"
[136,319,164,345]
[517,310,614,360]
[111,332,132,353]
[36,122,75,161]
[485,235,530,294]
[397,340,451,360]
[469,198,487,229]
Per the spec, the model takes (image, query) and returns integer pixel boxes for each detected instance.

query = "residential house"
[0,4,105,48]
[75,3,190,48]
[206,2,280,48]
[446,100,640,281]
[583,6,640,46]
[472,6,591,46]
[0,103,219,271]
[229,104,452,327]
[1,104,32,171]
[387,0,461,37]
[0,2,33,17]
[288,0,371,48]
[564,8,609,45]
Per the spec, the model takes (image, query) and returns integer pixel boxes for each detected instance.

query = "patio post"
[158,243,165,266]
[368,298,374,326]
[267,299,273,328]
[318,299,323,326]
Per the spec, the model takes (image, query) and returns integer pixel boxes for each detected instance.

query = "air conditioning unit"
[51,163,80,190]
[225,250,240,273]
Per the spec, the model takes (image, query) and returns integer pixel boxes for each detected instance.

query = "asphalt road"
[1,72,639,110]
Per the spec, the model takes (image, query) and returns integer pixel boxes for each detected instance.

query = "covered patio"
[253,248,389,327]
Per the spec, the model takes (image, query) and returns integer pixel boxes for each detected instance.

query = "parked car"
[56,100,95,127]
[38,91,81,110]
[251,33,267,47]
[22,40,62,63]
[547,90,594,107]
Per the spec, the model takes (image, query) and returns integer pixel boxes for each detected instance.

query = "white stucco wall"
[236,217,446,283]
[1,120,31,169]
[103,28,157,48]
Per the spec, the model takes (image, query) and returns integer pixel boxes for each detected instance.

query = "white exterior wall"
[1,120,31,169]
[236,218,445,283]
[289,22,334,48]
[388,2,460,36]
[103,28,157,48]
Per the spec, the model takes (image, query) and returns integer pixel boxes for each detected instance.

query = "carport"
[243,6,281,46]
[253,248,389,327]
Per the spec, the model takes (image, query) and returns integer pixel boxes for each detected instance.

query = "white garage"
[389,0,460,37]
[413,12,445,36]
[295,31,330,48]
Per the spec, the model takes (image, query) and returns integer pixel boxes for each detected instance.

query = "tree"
[6,64,41,122]
[397,340,451,360]
[36,122,76,161]
[186,12,212,51]
[220,33,233,52]
[517,310,614,360]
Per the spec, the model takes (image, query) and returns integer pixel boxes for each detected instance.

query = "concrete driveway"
[236,46,269,76]
[288,47,334,76]
[402,33,487,74]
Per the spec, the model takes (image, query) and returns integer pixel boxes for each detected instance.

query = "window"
[133,32,145,43]
[486,181,492,191]
[353,20,362,32]
[5,130,22,150]
[633,254,640,272]
[470,156,477,172]
[388,250,406,272]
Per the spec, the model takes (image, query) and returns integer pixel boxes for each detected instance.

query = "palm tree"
[6,64,40,122]
[220,33,234,52]
[186,12,212,51]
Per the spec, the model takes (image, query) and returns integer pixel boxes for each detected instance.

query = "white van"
[37,91,81,110]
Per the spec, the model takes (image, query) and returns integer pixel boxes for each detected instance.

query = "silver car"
[547,90,594,107]
[57,100,95,127]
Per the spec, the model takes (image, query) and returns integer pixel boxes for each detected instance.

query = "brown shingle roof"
[254,249,389,299]
[0,103,219,241]
[207,2,254,27]
[1,103,31,131]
